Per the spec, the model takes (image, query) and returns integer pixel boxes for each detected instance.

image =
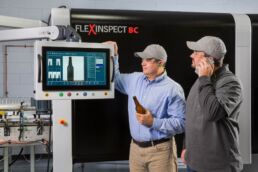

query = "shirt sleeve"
[198,76,242,122]
[113,55,135,95]
[151,87,186,135]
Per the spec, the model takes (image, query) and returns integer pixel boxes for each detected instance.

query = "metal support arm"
[0,25,81,42]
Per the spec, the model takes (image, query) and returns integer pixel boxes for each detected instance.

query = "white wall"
[1,0,258,98]
[1,0,258,19]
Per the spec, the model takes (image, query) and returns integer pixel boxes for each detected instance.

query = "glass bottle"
[133,96,146,114]
[67,57,74,81]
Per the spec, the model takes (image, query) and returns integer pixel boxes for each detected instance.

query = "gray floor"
[0,159,187,172]
[1,156,258,172]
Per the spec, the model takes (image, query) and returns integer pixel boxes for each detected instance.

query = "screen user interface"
[42,47,109,90]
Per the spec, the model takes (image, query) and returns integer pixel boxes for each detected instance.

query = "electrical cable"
[18,101,25,141]
[41,20,48,24]
[22,153,42,163]
[21,139,49,164]
[0,148,24,167]
[46,113,52,172]
[8,148,23,167]
[0,140,48,171]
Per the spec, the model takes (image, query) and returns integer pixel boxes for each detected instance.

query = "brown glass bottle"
[133,96,146,114]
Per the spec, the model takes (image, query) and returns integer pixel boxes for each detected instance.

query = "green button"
[59,92,64,97]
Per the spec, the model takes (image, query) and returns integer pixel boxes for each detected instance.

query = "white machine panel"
[34,41,115,100]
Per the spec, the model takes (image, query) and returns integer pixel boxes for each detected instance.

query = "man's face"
[141,58,160,76]
[190,51,206,68]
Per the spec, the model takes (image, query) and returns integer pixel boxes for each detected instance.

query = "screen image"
[62,56,84,81]
[42,47,110,90]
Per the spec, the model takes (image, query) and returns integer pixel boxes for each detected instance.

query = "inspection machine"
[1,7,255,172]
[0,17,115,172]
[34,40,114,172]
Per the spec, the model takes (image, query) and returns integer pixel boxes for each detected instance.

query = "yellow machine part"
[0,111,6,116]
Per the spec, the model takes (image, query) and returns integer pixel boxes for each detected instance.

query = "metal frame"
[232,14,252,164]
[0,15,46,28]
[52,100,72,172]
[3,144,38,172]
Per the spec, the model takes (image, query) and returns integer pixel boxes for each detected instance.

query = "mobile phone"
[206,57,214,65]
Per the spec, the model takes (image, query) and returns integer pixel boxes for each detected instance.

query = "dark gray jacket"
[185,65,243,172]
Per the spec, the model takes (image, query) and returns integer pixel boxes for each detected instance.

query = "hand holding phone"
[196,57,214,77]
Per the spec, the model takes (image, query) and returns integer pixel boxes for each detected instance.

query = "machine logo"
[88,24,97,35]
[75,24,139,36]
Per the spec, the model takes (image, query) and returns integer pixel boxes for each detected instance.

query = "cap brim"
[134,52,150,59]
[186,41,201,51]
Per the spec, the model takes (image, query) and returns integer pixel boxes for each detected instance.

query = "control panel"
[34,41,114,100]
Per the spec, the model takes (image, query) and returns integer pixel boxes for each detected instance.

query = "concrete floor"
[1,155,258,172]
[0,159,187,172]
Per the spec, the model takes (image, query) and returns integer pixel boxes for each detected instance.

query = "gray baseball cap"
[134,44,167,62]
[186,36,227,59]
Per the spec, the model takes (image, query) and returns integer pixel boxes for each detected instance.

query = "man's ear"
[158,61,165,67]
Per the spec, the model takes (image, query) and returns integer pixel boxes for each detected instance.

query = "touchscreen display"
[42,47,110,90]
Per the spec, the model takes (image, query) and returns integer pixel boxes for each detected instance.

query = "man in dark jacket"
[181,36,243,172]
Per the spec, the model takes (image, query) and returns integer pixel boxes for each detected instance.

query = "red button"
[67,92,72,96]
[59,119,67,126]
